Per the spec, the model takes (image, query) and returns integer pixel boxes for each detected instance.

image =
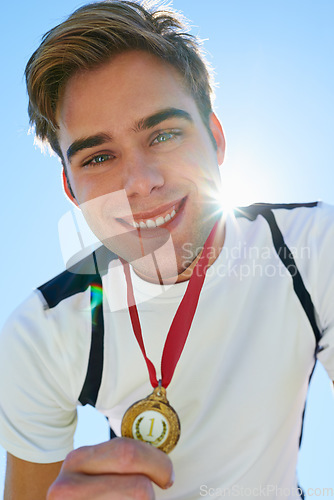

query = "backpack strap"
[235,203,321,344]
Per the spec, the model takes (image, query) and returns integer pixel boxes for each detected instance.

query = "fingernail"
[165,469,175,489]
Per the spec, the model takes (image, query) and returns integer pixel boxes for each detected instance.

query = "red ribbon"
[121,220,219,389]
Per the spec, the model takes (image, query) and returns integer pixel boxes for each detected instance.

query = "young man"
[1,1,333,499]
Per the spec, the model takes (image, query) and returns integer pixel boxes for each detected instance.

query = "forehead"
[57,50,199,137]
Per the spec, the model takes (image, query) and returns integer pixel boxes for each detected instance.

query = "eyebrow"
[66,107,193,163]
[67,133,112,163]
[133,107,193,132]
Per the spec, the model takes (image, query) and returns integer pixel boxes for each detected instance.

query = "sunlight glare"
[218,167,265,213]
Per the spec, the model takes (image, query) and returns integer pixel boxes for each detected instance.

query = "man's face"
[57,50,225,281]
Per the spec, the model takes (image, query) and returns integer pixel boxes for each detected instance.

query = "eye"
[83,153,113,168]
[151,131,182,145]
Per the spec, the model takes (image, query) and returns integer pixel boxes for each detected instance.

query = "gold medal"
[121,385,181,454]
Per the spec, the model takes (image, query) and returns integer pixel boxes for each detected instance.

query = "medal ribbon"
[121,220,219,389]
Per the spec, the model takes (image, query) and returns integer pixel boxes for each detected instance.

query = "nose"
[123,153,165,197]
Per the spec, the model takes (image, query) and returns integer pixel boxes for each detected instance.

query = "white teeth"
[146,219,156,228]
[155,216,165,227]
[131,206,178,229]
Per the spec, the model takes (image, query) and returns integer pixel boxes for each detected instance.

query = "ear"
[209,113,225,166]
[62,168,79,207]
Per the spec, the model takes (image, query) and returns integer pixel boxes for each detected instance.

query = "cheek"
[176,149,220,190]
[79,201,121,248]
[190,142,221,189]
[72,172,123,205]
[79,189,132,232]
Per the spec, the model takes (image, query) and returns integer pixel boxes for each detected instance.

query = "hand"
[47,437,174,499]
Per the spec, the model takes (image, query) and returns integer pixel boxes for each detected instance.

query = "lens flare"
[91,282,103,326]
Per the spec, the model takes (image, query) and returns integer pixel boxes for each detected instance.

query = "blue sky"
[1,0,334,496]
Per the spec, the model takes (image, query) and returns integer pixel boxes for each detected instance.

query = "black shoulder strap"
[78,274,105,406]
[37,246,118,437]
[78,274,117,438]
[236,204,322,455]
[38,246,116,407]
[77,248,118,407]
[76,253,117,438]
[235,203,321,344]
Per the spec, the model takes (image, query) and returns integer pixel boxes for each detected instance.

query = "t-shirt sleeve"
[310,203,334,381]
[0,291,79,463]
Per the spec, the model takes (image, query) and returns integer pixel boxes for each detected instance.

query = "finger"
[48,472,155,500]
[62,438,174,490]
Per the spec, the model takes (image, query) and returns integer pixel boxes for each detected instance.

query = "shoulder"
[234,200,324,223]
[234,201,334,245]
[38,244,117,309]
[0,245,118,396]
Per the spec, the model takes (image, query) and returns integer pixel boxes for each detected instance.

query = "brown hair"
[25,0,215,158]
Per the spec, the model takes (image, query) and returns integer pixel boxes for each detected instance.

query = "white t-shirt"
[0,202,334,499]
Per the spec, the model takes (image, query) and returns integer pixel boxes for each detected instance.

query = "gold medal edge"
[121,399,181,453]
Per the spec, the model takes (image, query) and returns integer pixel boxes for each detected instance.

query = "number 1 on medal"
[148,418,155,437]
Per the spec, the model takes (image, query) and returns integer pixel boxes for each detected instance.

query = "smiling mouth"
[118,197,186,229]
